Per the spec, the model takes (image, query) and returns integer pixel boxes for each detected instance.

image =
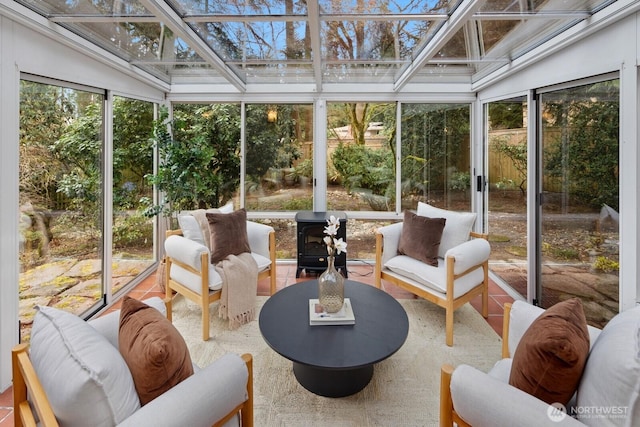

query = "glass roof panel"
[318,0,457,15]
[321,19,439,62]
[168,0,307,16]
[190,20,311,61]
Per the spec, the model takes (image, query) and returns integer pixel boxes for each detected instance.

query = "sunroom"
[1,0,639,399]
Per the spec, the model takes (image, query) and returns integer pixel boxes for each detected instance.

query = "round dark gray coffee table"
[259,279,408,397]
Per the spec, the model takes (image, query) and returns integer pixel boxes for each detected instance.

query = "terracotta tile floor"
[0,261,513,426]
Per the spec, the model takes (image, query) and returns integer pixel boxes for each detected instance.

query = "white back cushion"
[576,305,640,426]
[416,202,476,258]
[30,306,140,426]
[178,214,206,246]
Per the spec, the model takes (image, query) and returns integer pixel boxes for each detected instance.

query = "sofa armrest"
[165,234,209,272]
[449,364,584,427]
[444,238,490,275]
[246,220,274,259]
[118,353,250,427]
[376,222,403,266]
[89,297,166,350]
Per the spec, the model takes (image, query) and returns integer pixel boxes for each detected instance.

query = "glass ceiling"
[15,0,616,91]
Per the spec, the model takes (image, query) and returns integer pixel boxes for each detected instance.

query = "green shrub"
[113,213,153,248]
[332,142,394,195]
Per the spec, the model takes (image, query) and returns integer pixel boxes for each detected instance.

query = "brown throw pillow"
[118,296,194,405]
[397,210,446,266]
[509,298,590,405]
[206,208,251,264]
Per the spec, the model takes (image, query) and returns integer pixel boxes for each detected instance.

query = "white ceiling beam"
[306,0,323,93]
[394,0,484,91]
[138,0,246,92]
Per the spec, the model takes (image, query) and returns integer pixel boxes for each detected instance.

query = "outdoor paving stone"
[19,258,77,288]
[112,259,151,277]
[60,278,101,299]
[541,273,603,300]
[66,259,101,277]
[51,294,99,317]
[20,275,79,298]
[18,296,51,326]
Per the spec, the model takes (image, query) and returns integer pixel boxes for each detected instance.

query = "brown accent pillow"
[206,208,251,264]
[397,210,446,266]
[509,298,590,405]
[118,296,194,405]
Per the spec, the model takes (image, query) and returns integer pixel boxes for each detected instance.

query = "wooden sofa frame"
[374,229,489,347]
[12,344,254,427]
[439,303,513,427]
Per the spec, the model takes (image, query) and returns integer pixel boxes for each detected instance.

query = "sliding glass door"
[539,79,619,328]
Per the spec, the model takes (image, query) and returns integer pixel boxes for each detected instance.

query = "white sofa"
[440,300,640,427]
[12,297,253,427]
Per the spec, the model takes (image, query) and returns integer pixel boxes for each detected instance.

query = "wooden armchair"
[164,219,276,341]
[374,202,490,346]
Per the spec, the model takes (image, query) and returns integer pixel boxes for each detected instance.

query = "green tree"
[492,137,527,196]
[544,81,619,210]
[146,104,241,216]
[19,81,76,209]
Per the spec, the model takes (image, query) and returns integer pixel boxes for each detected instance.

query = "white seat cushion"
[417,202,476,258]
[170,252,271,295]
[384,255,484,298]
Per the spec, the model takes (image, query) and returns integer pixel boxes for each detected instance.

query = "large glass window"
[245,104,314,212]
[539,79,619,328]
[19,79,105,340]
[400,103,472,211]
[168,103,242,213]
[326,102,396,212]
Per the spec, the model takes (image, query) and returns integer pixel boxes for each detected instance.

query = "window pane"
[486,97,528,299]
[112,96,156,294]
[245,104,314,212]
[400,103,471,211]
[327,102,396,212]
[169,103,242,210]
[19,80,104,340]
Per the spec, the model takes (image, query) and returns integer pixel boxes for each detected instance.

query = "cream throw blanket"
[215,252,258,329]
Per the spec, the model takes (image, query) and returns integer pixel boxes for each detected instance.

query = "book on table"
[309,298,355,325]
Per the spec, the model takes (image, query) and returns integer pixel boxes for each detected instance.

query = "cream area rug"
[170,294,502,427]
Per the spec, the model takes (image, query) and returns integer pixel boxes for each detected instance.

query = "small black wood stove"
[295,211,347,278]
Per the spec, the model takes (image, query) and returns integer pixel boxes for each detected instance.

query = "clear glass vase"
[318,255,345,313]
